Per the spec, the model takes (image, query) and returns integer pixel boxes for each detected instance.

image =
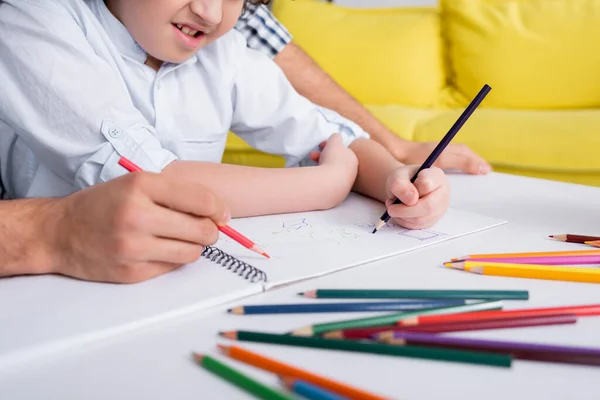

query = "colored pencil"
[228,300,469,315]
[455,263,600,284]
[220,331,512,368]
[118,156,269,259]
[550,234,600,244]
[397,303,600,326]
[373,83,491,233]
[324,314,576,339]
[280,377,349,400]
[586,241,600,248]
[291,301,503,336]
[451,249,600,262]
[299,289,527,300]
[388,314,577,333]
[374,331,600,367]
[448,255,600,266]
[217,345,388,400]
[192,353,293,400]
[446,261,600,273]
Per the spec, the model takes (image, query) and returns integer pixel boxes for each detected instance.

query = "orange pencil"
[118,157,269,258]
[450,249,600,262]
[217,344,387,400]
[585,241,600,248]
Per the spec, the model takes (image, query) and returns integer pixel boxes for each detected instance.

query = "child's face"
[106,0,244,64]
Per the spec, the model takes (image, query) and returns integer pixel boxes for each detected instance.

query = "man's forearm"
[162,161,341,217]
[0,199,63,277]
[274,42,406,154]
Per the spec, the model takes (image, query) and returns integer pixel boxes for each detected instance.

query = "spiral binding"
[201,246,268,283]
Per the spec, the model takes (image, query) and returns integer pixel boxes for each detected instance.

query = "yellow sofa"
[223,0,600,187]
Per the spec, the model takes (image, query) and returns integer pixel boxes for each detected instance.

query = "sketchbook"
[0,193,506,372]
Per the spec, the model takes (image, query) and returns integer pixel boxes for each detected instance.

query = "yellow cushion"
[412,107,600,172]
[223,133,285,167]
[272,0,445,107]
[442,0,600,109]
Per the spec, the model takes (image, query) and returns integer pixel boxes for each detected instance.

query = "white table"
[2,172,600,400]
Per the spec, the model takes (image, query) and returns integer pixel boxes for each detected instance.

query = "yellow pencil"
[445,261,600,274]
[446,262,600,284]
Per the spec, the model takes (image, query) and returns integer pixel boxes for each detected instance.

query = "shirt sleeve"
[0,1,177,190]
[228,32,370,168]
[234,4,292,59]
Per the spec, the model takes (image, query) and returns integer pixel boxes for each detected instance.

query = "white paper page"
[0,256,262,372]
[215,193,507,288]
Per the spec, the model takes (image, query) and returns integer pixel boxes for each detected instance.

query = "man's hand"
[390,137,492,176]
[50,172,230,284]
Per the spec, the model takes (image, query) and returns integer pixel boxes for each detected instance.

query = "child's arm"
[349,139,451,230]
[162,133,358,217]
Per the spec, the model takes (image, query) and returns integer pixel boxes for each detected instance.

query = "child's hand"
[385,165,450,230]
[310,133,358,207]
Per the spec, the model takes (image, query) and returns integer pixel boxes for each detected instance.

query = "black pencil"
[373,84,492,233]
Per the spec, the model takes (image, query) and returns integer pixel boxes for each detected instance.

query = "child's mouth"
[173,24,203,39]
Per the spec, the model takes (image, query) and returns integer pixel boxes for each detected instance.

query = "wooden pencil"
[373,84,491,233]
[219,331,512,368]
[457,263,600,284]
[217,345,388,400]
[279,377,348,400]
[387,314,577,334]
[397,303,600,327]
[228,300,467,315]
[451,249,600,262]
[323,314,577,340]
[447,254,600,266]
[586,241,600,248]
[374,331,600,367]
[291,301,503,336]
[192,353,293,400]
[446,261,600,273]
[550,234,600,244]
[299,289,528,300]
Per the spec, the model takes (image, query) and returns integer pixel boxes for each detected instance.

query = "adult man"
[0,3,488,283]
[236,4,491,175]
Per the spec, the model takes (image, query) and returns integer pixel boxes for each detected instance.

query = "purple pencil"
[375,331,600,366]
[452,255,600,266]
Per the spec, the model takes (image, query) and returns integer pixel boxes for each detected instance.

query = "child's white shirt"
[0,0,368,198]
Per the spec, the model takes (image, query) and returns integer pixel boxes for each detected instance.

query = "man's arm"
[235,5,491,175]
[274,42,491,175]
[0,199,61,277]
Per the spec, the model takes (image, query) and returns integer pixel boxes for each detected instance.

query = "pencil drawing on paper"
[397,228,446,241]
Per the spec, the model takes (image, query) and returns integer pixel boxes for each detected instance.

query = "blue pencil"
[228,300,469,315]
[281,377,349,400]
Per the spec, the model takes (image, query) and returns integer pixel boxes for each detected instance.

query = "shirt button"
[108,127,122,138]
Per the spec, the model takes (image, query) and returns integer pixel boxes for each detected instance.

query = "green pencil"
[219,331,512,368]
[291,300,503,336]
[193,353,294,400]
[299,289,529,300]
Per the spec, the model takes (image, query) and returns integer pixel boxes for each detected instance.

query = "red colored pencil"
[397,304,600,327]
[117,157,269,258]
[550,234,600,244]
[322,314,577,340]
[390,314,577,334]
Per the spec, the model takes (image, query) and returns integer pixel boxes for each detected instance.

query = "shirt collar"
[90,0,148,63]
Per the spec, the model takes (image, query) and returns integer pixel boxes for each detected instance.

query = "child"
[0,0,449,230]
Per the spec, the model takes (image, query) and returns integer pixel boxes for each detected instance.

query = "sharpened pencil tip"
[192,353,204,363]
[219,331,237,340]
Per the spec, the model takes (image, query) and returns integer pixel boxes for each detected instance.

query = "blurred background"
[224,0,600,187]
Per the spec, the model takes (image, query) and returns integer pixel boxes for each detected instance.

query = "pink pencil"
[451,255,600,266]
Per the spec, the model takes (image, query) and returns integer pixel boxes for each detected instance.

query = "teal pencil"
[300,289,529,300]
[291,300,503,336]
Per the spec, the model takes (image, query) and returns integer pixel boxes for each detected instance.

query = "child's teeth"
[180,26,198,37]
[177,24,183,29]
